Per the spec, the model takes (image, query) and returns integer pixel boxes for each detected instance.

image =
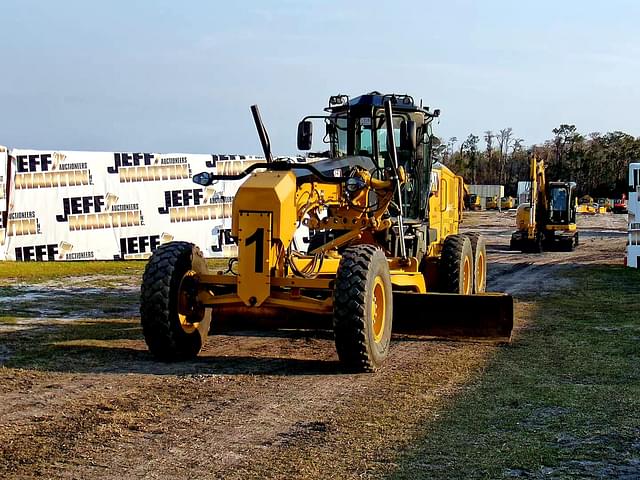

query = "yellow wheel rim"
[177,270,203,334]
[178,313,196,334]
[462,256,472,295]
[371,276,386,343]
[477,252,485,292]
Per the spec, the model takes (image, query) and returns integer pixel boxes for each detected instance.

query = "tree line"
[434,125,640,197]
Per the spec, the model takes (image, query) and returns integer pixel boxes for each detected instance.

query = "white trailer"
[517,181,531,206]
[626,163,640,267]
[468,185,504,209]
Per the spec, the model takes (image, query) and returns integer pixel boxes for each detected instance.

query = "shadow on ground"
[0,317,343,376]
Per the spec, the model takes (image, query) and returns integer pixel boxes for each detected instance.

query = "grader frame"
[140,93,513,372]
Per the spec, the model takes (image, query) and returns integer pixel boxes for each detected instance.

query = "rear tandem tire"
[333,245,393,373]
[465,232,487,293]
[439,234,474,295]
[140,241,211,361]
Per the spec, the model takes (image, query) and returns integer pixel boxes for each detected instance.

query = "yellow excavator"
[486,196,499,210]
[501,196,515,210]
[511,155,578,252]
[466,193,482,211]
[140,92,513,372]
[577,195,597,214]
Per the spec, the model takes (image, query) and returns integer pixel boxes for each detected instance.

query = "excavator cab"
[548,182,577,225]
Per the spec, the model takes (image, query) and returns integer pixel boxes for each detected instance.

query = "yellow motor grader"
[140,92,513,372]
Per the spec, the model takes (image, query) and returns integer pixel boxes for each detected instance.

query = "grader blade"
[392,292,513,342]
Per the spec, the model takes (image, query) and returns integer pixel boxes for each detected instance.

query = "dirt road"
[0,212,629,479]
[471,210,627,295]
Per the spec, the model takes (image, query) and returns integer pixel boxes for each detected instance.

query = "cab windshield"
[374,114,402,160]
[549,187,570,223]
[550,187,568,212]
[331,113,405,167]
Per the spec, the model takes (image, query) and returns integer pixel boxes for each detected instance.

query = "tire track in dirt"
[0,326,498,479]
[79,338,496,479]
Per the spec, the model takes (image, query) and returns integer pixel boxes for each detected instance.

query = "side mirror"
[193,171,214,186]
[297,120,313,151]
[403,120,417,151]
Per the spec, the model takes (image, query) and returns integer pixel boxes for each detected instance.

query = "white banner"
[0,146,6,212]
[0,146,7,259]
[3,150,266,261]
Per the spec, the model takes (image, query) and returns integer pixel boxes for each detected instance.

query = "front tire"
[439,234,474,294]
[140,241,212,361]
[333,245,393,372]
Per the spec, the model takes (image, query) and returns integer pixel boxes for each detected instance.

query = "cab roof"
[325,91,438,117]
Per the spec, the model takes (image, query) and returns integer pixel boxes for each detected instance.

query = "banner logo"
[4,149,261,261]
[211,227,236,254]
[14,152,92,189]
[15,152,91,189]
[6,211,40,236]
[157,188,232,222]
[108,153,191,183]
[15,243,59,261]
[56,240,94,260]
[204,156,263,175]
[117,234,161,260]
[55,194,143,230]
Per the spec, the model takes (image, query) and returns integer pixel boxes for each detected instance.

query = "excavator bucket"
[392,292,513,342]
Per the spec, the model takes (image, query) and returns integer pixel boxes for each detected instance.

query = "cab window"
[355,117,373,156]
[440,178,448,211]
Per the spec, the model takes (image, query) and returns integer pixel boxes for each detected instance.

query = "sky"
[1,0,639,155]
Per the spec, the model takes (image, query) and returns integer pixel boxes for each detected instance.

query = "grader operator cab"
[140,92,514,372]
[511,155,578,252]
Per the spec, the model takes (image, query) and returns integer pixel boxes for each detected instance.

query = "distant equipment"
[510,156,578,252]
[467,185,504,210]
[627,163,640,267]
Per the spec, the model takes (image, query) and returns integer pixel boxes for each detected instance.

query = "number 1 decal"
[245,227,264,273]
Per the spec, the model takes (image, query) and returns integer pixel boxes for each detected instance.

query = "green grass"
[0,261,147,282]
[388,265,640,479]
[0,258,229,283]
